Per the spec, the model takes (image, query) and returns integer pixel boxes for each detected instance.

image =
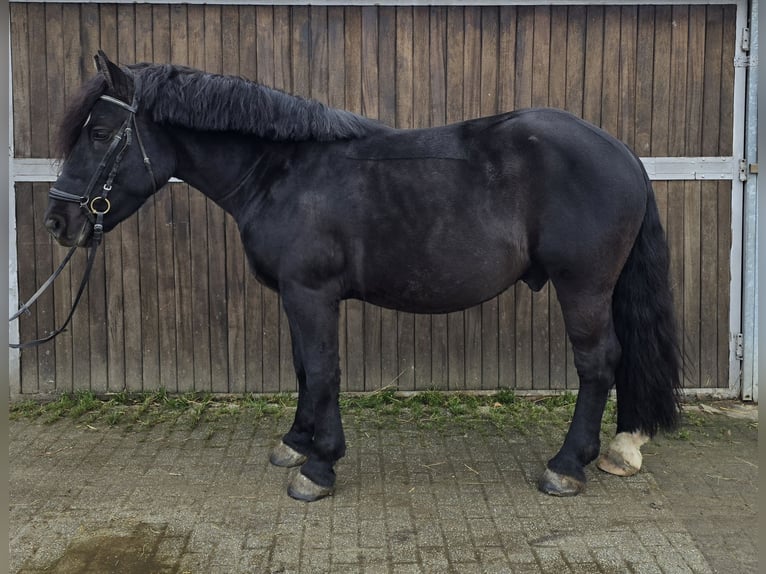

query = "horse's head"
[45,51,174,247]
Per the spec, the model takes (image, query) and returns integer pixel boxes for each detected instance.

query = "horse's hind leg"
[538,286,620,496]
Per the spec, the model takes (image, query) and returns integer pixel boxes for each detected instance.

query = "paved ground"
[9,402,758,574]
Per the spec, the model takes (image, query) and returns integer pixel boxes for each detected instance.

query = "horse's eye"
[91,128,112,142]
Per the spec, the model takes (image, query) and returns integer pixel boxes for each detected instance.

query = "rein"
[9,73,155,349]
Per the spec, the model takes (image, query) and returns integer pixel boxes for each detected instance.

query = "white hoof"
[597,431,649,477]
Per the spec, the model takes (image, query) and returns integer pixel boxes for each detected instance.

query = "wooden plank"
[702,6,723,156]
[582,6,603,126]
[716,179,732,388]
[393,6,415,390]
[651,5,671,156]
[240,6,257,81]
[254,5,279,393]
[699,6,724,388]
[548,6,568,390]
[220,4,245,395]
[275,7,296,393]
[40,5,64,392]
[429,7,448,390]
[463,6,482,390]
[11,3,31,158]
[168,6,196,393]
[135,3,162,393]
[445,6,465,390]
[97,4,126,393]
[378,7,399,390]
[618,5,637,148]
[15,182,40,393]
[699,181,719,387]
[74,3,108,395]
[274,6,291,92]
[25,4,49,394]
[565,5,585,117]
[185,4,212,392]
[531,6,551,390]
[54,4,82,393]
[344,6,368,393]
[634,5,654,156]
[31,183,56,393]
[601,6,620,136]
[412,6,432,390]
[686,5,706,158]
[360,6,382,391]
[565,8,586,388]
[514,6,533,390]
[202,5,231,394]
[480,6,500,390]
[45,5,72,393]
[114,4,143,392]
[683,181,702,388]
[497,5,516,389]
[152,3,178,393]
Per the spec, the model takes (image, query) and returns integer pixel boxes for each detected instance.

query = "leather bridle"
[10,71,157,349]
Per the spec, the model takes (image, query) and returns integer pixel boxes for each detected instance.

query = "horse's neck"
[169,127,273,209]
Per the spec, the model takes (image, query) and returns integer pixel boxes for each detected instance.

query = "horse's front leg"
[278,284,345,502]
[269,324,312,468]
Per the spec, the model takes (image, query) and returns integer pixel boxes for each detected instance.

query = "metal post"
[741,0,760,402]
[7,26,20,399]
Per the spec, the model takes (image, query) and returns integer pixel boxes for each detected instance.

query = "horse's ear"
[93,50,132,98]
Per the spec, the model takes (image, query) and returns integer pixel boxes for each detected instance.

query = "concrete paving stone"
[413,520,444,546]
[10,409,756,574]
[362,563,391,574]
[445,543,478,564]
[390,563,423,574]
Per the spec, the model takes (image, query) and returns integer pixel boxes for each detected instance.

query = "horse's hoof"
[596,431,648,477]
[538,468,586,497]
[287,472,334,502]
[597,451,639,477]
[269,441,308,468]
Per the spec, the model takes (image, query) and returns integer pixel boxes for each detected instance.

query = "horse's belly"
[355,252,526,314]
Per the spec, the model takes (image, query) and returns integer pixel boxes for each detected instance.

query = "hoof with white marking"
[269,441,308,468]
[537,467,586,497]
[597,431,649,477]
[287,471,334,502]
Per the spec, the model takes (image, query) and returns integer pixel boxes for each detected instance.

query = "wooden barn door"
[10,2,744,397]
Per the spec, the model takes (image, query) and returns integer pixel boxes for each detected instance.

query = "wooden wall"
[11,3,736,395]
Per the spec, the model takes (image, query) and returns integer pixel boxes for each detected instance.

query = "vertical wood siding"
[11,4,736,394]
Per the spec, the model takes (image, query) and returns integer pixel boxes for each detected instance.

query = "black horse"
[43,52,680,501]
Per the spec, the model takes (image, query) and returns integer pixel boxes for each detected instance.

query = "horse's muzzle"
[44,213,93,248]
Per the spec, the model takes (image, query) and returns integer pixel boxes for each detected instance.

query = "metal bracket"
[739,159,748,181]
[734,54,750,68]
[741,27,750,52]
[735,333,744,361]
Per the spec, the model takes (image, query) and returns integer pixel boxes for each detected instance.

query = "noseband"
[10,71,156,349]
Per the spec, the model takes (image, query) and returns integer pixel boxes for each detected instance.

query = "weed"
[10,389,618,436]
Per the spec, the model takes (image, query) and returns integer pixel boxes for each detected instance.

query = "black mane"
[57,63,386,159]
[137,64,384,142]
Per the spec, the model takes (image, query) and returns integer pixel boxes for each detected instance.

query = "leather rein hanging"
[10,74,156,349]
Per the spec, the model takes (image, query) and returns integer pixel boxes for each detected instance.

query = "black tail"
[611,180,682,436]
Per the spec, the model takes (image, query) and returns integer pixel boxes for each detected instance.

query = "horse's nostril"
[45,215,64,237]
